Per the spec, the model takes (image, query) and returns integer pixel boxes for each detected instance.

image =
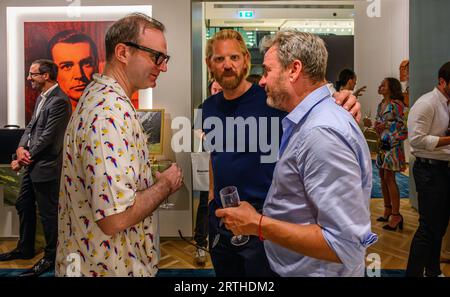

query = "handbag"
[191,137,210,191]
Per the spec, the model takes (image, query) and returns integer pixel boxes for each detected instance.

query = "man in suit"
[0,59,71,277]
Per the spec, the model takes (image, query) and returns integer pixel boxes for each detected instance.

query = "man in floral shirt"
[56,13,183,277]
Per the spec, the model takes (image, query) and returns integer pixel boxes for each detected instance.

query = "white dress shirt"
[35,83,59,118]
[408,87,450,161]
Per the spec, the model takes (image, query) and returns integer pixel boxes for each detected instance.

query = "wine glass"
[363,109,373,128]
[157,160,175,209]
[219,186,250,246]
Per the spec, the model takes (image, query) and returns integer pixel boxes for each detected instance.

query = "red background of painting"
[24,21,139,124]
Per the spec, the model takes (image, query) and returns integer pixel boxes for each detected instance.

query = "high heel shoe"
[376,205,392,222]
[382,213,403,231]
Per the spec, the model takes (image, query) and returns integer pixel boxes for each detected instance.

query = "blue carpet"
[371,160,409,198]
[0,268,404,277]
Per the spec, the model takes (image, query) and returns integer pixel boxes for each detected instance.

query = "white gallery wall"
[0,0,193,237]
[354,0,409,117]
[354,0,410,161]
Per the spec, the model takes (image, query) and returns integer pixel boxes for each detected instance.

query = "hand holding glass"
[219,186,249,246]
[157,160,175,209]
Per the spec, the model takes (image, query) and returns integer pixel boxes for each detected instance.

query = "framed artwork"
[23,20,115,123]
[137,109,165,155]
[7,5,153,127]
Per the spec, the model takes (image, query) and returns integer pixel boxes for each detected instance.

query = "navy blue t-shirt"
[202,84,287,207]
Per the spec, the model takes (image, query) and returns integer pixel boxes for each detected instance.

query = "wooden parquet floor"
[1,199,448,275]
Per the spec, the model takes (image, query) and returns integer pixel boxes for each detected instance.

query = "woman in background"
[375,77,408,231]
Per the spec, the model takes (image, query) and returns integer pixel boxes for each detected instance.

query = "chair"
[363,128,378,153]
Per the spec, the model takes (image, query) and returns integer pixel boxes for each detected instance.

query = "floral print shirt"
[56,74,158,277]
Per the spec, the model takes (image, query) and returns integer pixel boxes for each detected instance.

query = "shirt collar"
[92,73,136,112]
[434,87,450,105]
[41,83,58,99]
[284,84,331,126]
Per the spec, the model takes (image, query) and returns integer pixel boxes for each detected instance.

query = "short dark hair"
[335,69,356,91]
[247,74,262,84]
[438,61,450,84]
[48,30,99,68]
[105,13,165,62]
[32,59,58,81]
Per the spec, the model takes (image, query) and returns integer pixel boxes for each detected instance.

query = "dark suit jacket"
[18,85,72,182]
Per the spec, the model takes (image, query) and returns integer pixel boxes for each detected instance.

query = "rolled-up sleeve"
[298,127,376,270]
[408,101,440,151]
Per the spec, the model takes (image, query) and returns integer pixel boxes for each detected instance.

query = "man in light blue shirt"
[216,30,377,277]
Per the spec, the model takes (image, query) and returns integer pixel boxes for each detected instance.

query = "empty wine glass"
[157,160,175,209]
[363,109,373,128]
[219,186,249,246]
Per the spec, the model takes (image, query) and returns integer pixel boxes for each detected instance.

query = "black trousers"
[406,161,450,277]
[208,200,278,277]
[15,170,59,262]
[194,191,209,248]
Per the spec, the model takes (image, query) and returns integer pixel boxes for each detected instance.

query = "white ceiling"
[205,0,356,32]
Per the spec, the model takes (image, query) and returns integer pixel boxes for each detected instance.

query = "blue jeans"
[208,200,278,277]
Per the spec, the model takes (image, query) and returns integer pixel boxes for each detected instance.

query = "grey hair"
[260,30,328,82]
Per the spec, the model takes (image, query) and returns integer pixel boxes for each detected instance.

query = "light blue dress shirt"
[263,85,377,277]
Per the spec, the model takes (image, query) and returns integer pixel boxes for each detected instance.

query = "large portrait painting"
[7,6,152,127]
[137,109,165,155]
[24,21,140,123]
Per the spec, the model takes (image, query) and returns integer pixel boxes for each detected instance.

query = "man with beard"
[215,30,376,277]
[406,62,450,277]
[202,29,363,277]
[48,30,99,111]
[0,59,71,277]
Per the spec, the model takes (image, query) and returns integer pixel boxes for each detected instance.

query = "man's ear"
[43,72,50,82]
[289,60,303,82]
[206,58,216,81]
[115,43,129,64]
[205,57,214,73]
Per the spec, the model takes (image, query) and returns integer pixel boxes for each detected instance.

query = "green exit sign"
[238,10,254,19]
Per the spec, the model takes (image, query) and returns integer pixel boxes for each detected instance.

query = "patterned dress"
[375,99,408,172]
[56,74,158,277]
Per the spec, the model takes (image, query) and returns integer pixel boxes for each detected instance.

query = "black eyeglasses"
[28,72,44,77]
[122,41,170,66]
